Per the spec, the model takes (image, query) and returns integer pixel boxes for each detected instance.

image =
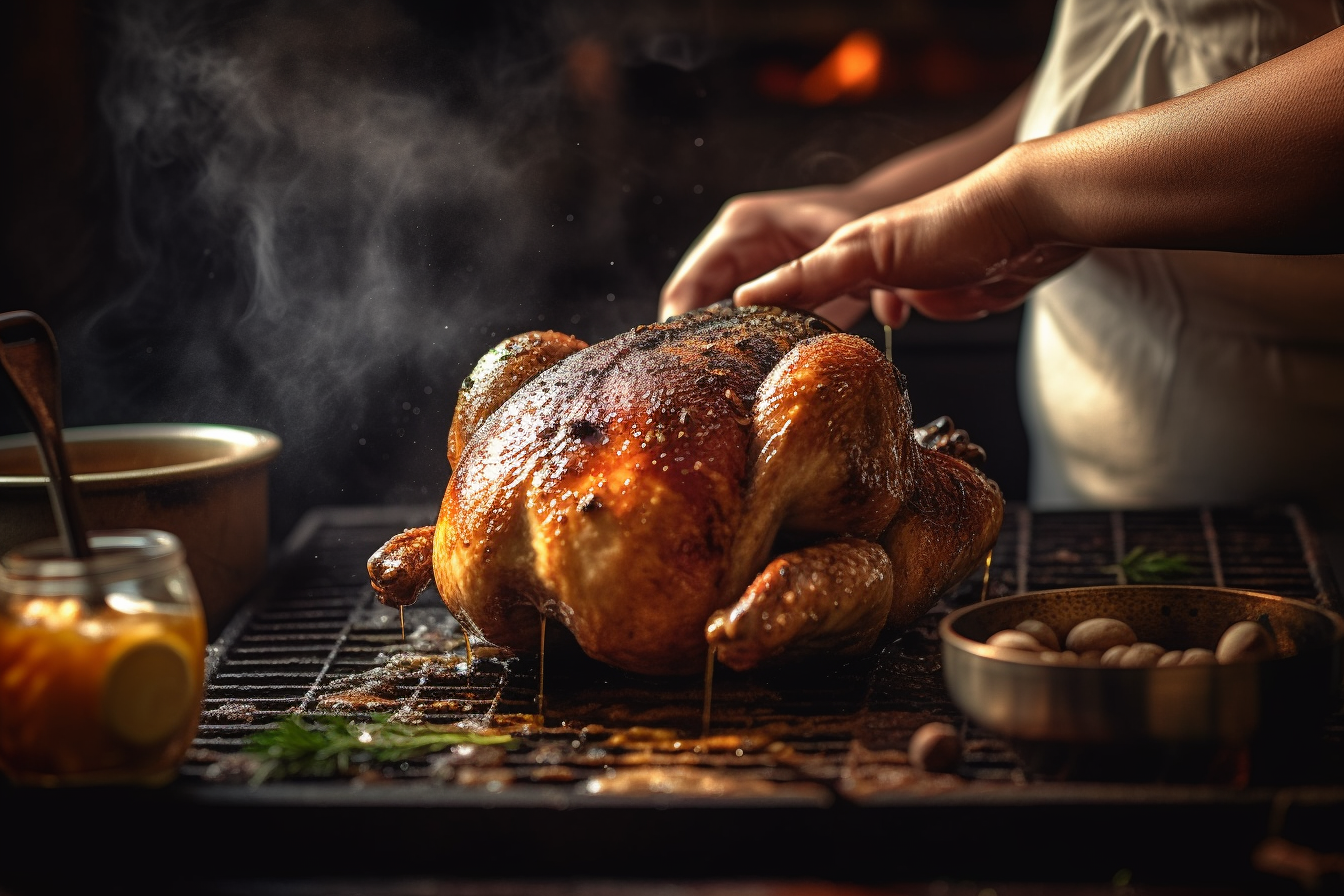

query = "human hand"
[733,153,1085,327]
[659,186,874,326]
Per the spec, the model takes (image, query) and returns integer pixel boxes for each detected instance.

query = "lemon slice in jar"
[102,628,196,746]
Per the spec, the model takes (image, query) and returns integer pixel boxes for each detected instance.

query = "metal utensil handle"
[0,311,92,558]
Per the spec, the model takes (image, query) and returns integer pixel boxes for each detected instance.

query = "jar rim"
[1,529,184,582]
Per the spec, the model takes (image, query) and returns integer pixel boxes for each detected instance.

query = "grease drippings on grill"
[701,645,716,738]
[318,652,487,719]
[187,508,1343,794]
[581,767,788,797]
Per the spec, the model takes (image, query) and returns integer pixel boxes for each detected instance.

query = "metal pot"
[940,585,1344,744]
[0,424,281,635]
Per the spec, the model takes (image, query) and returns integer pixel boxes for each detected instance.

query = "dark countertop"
[3,505,1343,895]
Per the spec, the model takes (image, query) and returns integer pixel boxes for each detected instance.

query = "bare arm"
[846,78,1033,213]
[657,81,1031,320]
[736,25,1344,324]
[1019,25,1344,254]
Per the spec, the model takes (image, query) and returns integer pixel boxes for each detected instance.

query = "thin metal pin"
[980,549,994,602]
[1200,507,1226,589]
[1015,506,1032,594]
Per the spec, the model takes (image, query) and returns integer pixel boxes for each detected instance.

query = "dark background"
[3,0,1053,542]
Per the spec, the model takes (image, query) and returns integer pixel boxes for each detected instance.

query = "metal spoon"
[0,310,92,558]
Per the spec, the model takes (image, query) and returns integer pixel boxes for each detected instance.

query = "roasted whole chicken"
[369,304,1003,675]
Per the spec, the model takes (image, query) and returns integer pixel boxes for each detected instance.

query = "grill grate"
[184,505,1342,795]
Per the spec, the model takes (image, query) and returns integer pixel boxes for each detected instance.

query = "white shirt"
[1017,0,1344,509]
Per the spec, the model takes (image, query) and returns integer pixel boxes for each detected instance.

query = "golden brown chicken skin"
[447,330,588,470]
[367,526,435,608]
[369,304,1003,675]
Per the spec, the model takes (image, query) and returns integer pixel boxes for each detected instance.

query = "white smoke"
[103,1,548,409]
[80,0,579,511]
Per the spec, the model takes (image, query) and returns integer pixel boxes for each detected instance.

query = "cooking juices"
[0,530,205,786]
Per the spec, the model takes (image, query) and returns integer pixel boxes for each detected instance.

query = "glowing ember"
[801,31,883,105]
[755,31,884,106]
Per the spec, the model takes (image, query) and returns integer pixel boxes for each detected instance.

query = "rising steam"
[83,0,569,507]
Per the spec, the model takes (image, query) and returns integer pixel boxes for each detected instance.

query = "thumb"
[733,224,883,310]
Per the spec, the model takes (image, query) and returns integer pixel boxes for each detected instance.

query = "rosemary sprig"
[243,714,515,784]
[1102,546,1195,583]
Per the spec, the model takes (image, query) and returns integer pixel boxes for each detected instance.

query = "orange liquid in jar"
[0,594,205,786]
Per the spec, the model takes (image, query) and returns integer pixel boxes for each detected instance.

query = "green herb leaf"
[1101,546,1195,583]
[242,714,516,784]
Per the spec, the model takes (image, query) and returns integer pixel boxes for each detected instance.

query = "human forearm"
[840,79,1031,214]
[660,79,1030,320]
[1010,25,1344,254]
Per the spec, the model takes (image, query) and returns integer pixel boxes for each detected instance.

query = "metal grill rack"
[8,504,1344,889]
[183,504,1342,796]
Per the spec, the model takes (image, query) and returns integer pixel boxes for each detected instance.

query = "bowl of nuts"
[939,586,1343,748]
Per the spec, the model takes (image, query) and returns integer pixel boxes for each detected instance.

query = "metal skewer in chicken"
[368,303,1003,675]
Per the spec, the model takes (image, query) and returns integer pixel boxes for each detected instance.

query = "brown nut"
[1215,622,1276,664]
[1157,650,1184,668]
[1038,650,1080,666]
[1014,619,1060,652]
[1065,618,1137,653]
[1100,644,1130,667]
[1118,642,1165,668]
[986,630,1046,652]
[1077,650,1104,665]
[908,722,961,773]
[1179,647,1217,666]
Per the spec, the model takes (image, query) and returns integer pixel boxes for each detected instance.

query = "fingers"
[731,202,1082,324]
[671,174,1083,326]
[813,295,871,329]
[730,172,1052,317]
[733,226,882,309]
[660,247,743,321]
[895,287,1010,321]
[870,290,910,329]
[660,188,867,321]
[884,243,1085,320]
[659,227,752,320]
[659,213,811,321]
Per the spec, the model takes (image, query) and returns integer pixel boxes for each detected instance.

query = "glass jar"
[0,530,205,786]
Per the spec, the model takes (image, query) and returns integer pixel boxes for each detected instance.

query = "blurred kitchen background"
[3,0,1053,541]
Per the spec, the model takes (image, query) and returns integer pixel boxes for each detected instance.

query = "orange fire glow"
[799,30,883,105]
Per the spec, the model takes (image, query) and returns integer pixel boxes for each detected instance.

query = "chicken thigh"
[370,304,1002,675]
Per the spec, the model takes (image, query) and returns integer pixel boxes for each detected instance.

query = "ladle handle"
[0,311,92,559]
